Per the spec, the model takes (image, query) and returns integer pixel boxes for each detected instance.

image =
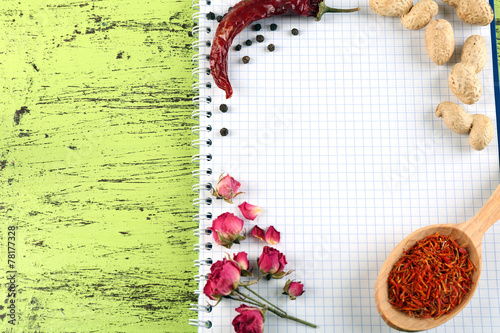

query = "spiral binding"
[191,154,212,165]
[194,258,213,266]
[194,242,213,251]
[192,26,212,37]
[192,182,213,191]
[192,81,211,91]
[193,213,212,222]
[191,1,213,328]
[193,228,212,236]
[192,168,212,178]
[191,138,212,148]
[193,197,212,207]
[192,54,210,65]
[194,273,209,281]
[192,39,211,50]
[192,110,212,120]
[190,303,213,313]
[191,125,212,134]
[189,319,213,328]
[192,67,210,79]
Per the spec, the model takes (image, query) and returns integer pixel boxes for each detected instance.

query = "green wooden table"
[0,1,197,332]
[1,1,500,332]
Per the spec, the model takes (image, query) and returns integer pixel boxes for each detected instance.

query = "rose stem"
[227,295,263,308]
[242,285,287,315]
[233,292,270,310]
[235,291,317,328]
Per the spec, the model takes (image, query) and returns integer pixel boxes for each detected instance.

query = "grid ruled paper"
[195,1,500,332]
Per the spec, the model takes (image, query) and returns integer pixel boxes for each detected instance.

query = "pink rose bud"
[283,280,305,300]
[232,252,253,277]
[210,213,246,249]
[251,225,265,242]
[203,258,241,304]
[212,174,243,203]
[238,202,262,220]
[233,252,250,271]
[232,304,265,333]
[264,226,280,245]
[258,246,292,279]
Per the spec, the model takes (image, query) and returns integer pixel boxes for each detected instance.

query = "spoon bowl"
[375,185,500,331]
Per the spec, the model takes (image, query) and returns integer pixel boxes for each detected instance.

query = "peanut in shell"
[370,0,413,17]
[400,0,438,30]
[425,20,455,66]
[442,0,494,26]
[469,114,494,151]
[448,35,487,105]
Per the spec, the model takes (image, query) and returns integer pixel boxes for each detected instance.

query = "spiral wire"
[190,1,213,328]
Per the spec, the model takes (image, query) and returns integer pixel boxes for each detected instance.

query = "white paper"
[195,1,500,332]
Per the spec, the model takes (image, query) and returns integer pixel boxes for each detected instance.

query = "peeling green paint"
[1,0,500,332]
[0,0,197,332]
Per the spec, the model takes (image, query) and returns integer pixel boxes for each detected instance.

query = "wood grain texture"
[1,0,500,332]
[0,0,197,332]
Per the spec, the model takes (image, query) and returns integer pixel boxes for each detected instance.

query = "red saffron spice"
[388,233,476,318]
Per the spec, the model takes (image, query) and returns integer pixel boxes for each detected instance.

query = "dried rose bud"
[283,279,305,300]
[251,225,265,242]
[232,304,265,333]
[258,246,292,279]
[203,258,241,304]
[238,202,262,220]
[264,226,280,245]
[212,174,243,204]
[232,252,252,277]
[210,212,245,249]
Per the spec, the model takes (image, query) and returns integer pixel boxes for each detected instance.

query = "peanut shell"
[461,35,487,74]
[469,114,494,151]
[370,0,413,17]
[443,0,494,26]
[435,102,473,134]
[400,0,438,30]
[449,63,482,105]
[425,20,455,66]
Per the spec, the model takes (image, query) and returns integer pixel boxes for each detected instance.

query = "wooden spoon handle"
[464,185,500,240]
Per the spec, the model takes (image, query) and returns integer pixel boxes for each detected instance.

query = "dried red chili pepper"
[210,0,360,99]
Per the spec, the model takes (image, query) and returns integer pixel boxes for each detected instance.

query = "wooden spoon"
[375,185,500,332]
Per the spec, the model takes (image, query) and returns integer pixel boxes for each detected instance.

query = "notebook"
[190,1,500,332]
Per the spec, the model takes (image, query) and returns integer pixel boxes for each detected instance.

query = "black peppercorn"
[219,104,228,113]
[227,6,233,12]
[220,128,229,136]
[206,12,216,20]
[256,35,264,43]
[242,56,250,64]
[270,23,278,31]
[253,23,262,31]
[234,44,242,51]
[216,15,223,22]
[267,44,275,52]
[245,39,252,46]
[291,28,299,36]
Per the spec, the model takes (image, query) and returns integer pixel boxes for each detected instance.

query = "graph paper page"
[195,1,500,332]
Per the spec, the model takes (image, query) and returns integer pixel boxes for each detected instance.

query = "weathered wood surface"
[1,0,500,332]
[0,0,197,332]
